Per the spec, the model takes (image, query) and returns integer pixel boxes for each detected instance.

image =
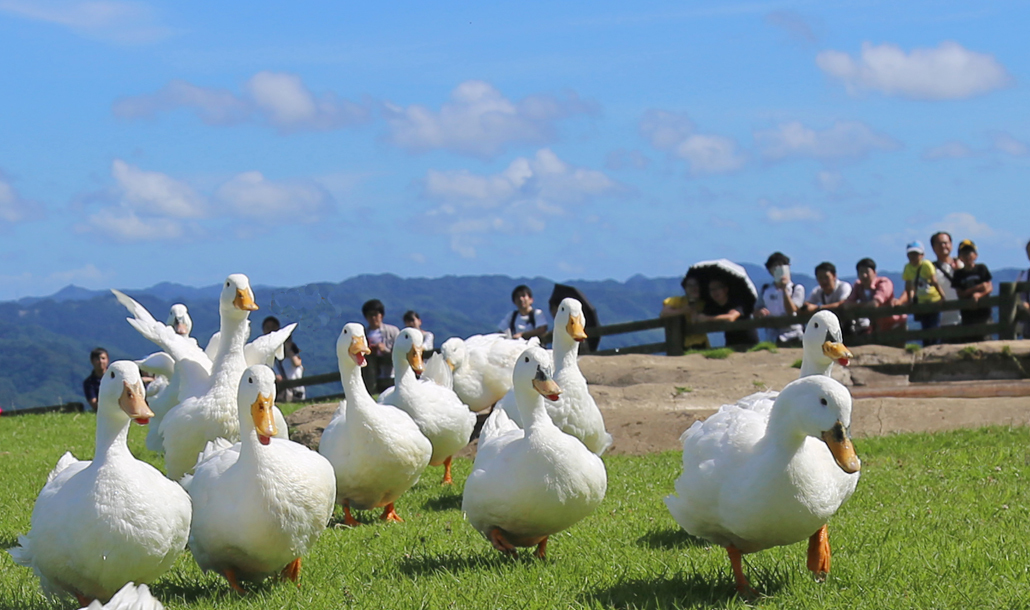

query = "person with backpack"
[498,285,549,340]
[754,252,806,345]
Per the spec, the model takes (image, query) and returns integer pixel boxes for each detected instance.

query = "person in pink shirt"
[843,258,906,334]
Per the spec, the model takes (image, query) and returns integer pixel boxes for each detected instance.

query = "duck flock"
[8,273,863,608]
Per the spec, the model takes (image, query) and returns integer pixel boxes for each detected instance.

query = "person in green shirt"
[901,240,945,345]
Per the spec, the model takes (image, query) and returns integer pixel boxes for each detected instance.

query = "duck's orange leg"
[442,456,454,485]
[380,502,403,522]
[281,557,302,586]
[726,546,757,597]
[74,593,93,607]
[807,524,831,582]
[342,500,360,527]
[533,536,549,559]
[223,568,247,595]
[488,527,518,557]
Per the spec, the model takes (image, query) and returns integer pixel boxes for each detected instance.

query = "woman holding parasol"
[687,259,760,348]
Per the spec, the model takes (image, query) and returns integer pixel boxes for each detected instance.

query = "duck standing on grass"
[463,346,607,559]
[182,365,336,594]
[9,362,191,607]
[440,333,540,411]
[664,375,861,595]
[319,323,432,525]
[379,328,476,484]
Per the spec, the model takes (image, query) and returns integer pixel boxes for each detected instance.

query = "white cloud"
[0,0,172,44]
[755,120,900,162]
[928,212,997,240]
[993,133,1029,157]
[113,72,371,132]
[216,171,331,222]
[82,207,185,242]
[817,41,1011,100]
[383,80,596,158]
[816,170,845,192]
[922,141,975,161]
[639,109,745,175]
[0,173,42,224]
[760,199,824,223]
[47,263,104,284]
[111,159,205,218]
[422,149,620,257]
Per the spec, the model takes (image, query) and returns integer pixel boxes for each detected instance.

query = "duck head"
[220,274,258,319]
[441,337,466,372]
[99,361,154,426]
[514,346,562,402]
[167,303,193,337]
[554,298,588,344]
[238,365,278,445]
[776,375,861,474]
[337,323,371,369]
[395,328,425,378]
[802,311,853,375]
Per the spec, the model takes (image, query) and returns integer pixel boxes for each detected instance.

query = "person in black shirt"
[951,239,993,328]
[82,347,108,412]
[697,278,759,348]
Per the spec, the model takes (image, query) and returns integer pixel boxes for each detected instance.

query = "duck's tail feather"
[81,582,164,610]
[47,452,80,483]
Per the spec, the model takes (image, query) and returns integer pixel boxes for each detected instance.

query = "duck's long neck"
[93,411,132,465]
[800,355,832,378]
[394,360,417,392]
[552,333,580,377]
[212,312,249,379]
[340,359,372,412]
[761,405,807,460]
[516,387,554,435]
[236,421,263,467]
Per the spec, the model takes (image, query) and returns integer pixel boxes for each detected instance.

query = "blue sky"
[1,0,1028,301]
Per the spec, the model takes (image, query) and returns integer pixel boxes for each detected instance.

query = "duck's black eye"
[524,357,529,363]
[249,377,253,383]
[110,371,115,379]
[820,398,828,406]
[814,323,819,329]
[226,282,230,287]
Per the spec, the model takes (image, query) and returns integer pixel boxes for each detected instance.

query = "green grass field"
[1,411,1028,609]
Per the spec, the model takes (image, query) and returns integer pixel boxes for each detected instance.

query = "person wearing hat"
[950,239,993,332]
[901,240,945,345]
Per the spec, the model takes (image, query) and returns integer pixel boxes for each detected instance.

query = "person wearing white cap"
[901,240,945,345]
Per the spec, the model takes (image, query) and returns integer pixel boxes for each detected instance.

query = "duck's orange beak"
[234,287,259,311]
[119,380,154,425]
[251,392,277,445]
[822,341,853,367]
[821,421,861,474]
[408,346,424,377]
[566,315,588,342]
[349,335,371,367]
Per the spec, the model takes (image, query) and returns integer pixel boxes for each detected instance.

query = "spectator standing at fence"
[901,241,945,345]
[950,240,993,336]
[1016,239,1030,338]
[930,231,964,328]
[803,262,852,314]
[754,252,805,345]
[403,310,434,351]
[363,299,400,382]
[82,347,108,412]
[844,258,906,334]
[696,278,759,348]
[660,273,711,350]
[262,316,304,402]
[498,285,549,340]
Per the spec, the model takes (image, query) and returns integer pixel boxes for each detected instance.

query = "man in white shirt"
[754,252,806,345]
[930,231,964,327]
[804,262,852,313]
[498,285,549,339]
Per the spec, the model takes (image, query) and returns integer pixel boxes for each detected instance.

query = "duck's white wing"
[111,289,158,326]
[46,451,85,484]
[475,407,522,466]
[81,582,163,610]
[422,352,452,390]
[135,352,176,379]
[204,332,220,361]
[179,438,237,492]
[244,323,297,366]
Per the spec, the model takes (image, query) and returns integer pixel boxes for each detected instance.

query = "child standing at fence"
[498,285,549,340]
[901,241,945,346]
[951,240,993,337]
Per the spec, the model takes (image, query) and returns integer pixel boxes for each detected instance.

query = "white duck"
[9,362,192,606]
[463,346,607,559]
[441,333,539,411]
[497,298,612,455]
[664,375,861,594]
[379,329,476,484]
[319,323,432,525]
[77,582,164,610]
[182,365,335,593]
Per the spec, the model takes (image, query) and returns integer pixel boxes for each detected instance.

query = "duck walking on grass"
[182,365,336,594]
[463,346,607,559]
[9,362,191,607]
[664,375,861,595]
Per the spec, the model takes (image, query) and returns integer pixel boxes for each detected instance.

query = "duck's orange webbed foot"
[380,503,404,522]
[442,456,454,485]
[533,536,549,559]
[807,524,831,582]
[342,500,361,527]
[281,557,301,586]
[726,546,758,598]
[488,527,518,557]
[224,568,247,595]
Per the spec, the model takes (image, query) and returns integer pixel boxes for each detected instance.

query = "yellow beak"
[251,393,278,442]
[532,371,562,402]
[234,287,259,311]
[822,341,853,365]
[821,421,861,474]
[566,315,588,342]
[407,347,424,375]
[119,380,154,422]
[349,335,371,366]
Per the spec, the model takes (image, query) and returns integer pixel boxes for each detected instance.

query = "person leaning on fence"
[403,310,434,351]
[899,240,945,346]
[844,258,906,334]
[1016,239,1030,338]
[82,347,108,412]
[930,231,964,328]
[803,261,852,315]
[498,285,549,340]
[753,251,805,345]
[660,272,711,350]
[950,239,993,338]
[362,299,400,381]
[695,278,758,348]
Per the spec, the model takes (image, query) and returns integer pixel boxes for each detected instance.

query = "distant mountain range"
[2,265,1023,410]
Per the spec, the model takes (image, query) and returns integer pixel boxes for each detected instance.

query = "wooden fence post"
[998,282,1018,340]
[664,316,685,356]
